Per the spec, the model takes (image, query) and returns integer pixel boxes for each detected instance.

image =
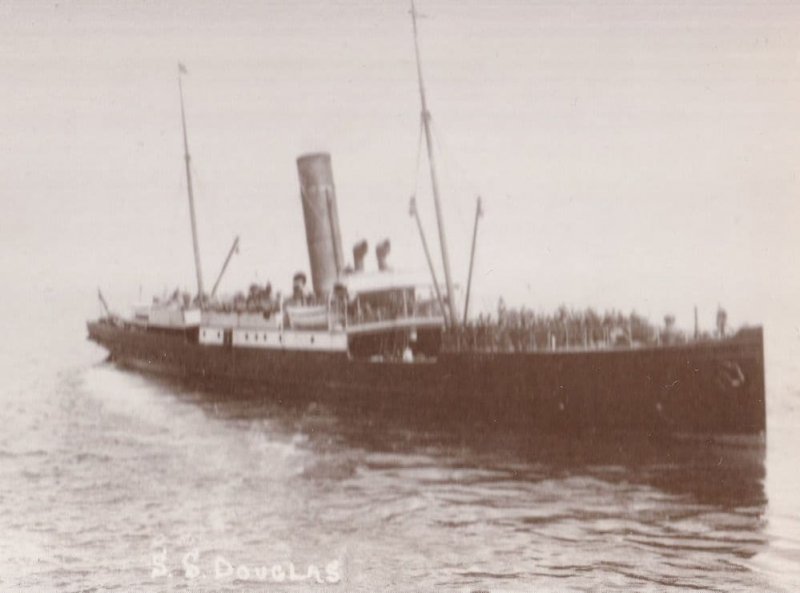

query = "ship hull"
[87,322,765,439]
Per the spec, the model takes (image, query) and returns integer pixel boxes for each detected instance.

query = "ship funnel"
[376,238,391,271]
[296,153,345,296]
[353,240,368,272]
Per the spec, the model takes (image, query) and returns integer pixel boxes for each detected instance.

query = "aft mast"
[410,0,458,327]
[177,63,206,307]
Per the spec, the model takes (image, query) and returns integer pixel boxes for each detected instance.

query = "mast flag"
[177,62,206,306]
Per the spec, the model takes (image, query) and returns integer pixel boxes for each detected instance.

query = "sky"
[2,0,799,333]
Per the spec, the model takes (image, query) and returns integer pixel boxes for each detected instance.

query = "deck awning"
[335,270,432,296]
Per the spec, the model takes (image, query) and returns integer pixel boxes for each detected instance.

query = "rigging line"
[429,116,482,205]
[429,116,464,199]
[190,160,204,197]
[426,117,468,229]
[187,162,210,241]
[412,114,425,197]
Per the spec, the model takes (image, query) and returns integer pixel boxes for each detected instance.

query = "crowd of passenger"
[153,280,728,351]
[445,299,717,353]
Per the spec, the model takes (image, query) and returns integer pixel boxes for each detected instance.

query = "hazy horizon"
[3,0,799,333]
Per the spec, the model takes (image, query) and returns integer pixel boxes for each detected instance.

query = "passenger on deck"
[291,272,308,305]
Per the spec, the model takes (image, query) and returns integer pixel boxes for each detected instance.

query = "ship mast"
[178,63,205,307]
[410,0,458,327]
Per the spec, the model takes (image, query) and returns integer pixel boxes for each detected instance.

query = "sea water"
[1,292,799,592]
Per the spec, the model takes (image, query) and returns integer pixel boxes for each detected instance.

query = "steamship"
[87,2,766,440]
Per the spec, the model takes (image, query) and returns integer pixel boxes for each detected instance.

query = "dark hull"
[86,322,766,439]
